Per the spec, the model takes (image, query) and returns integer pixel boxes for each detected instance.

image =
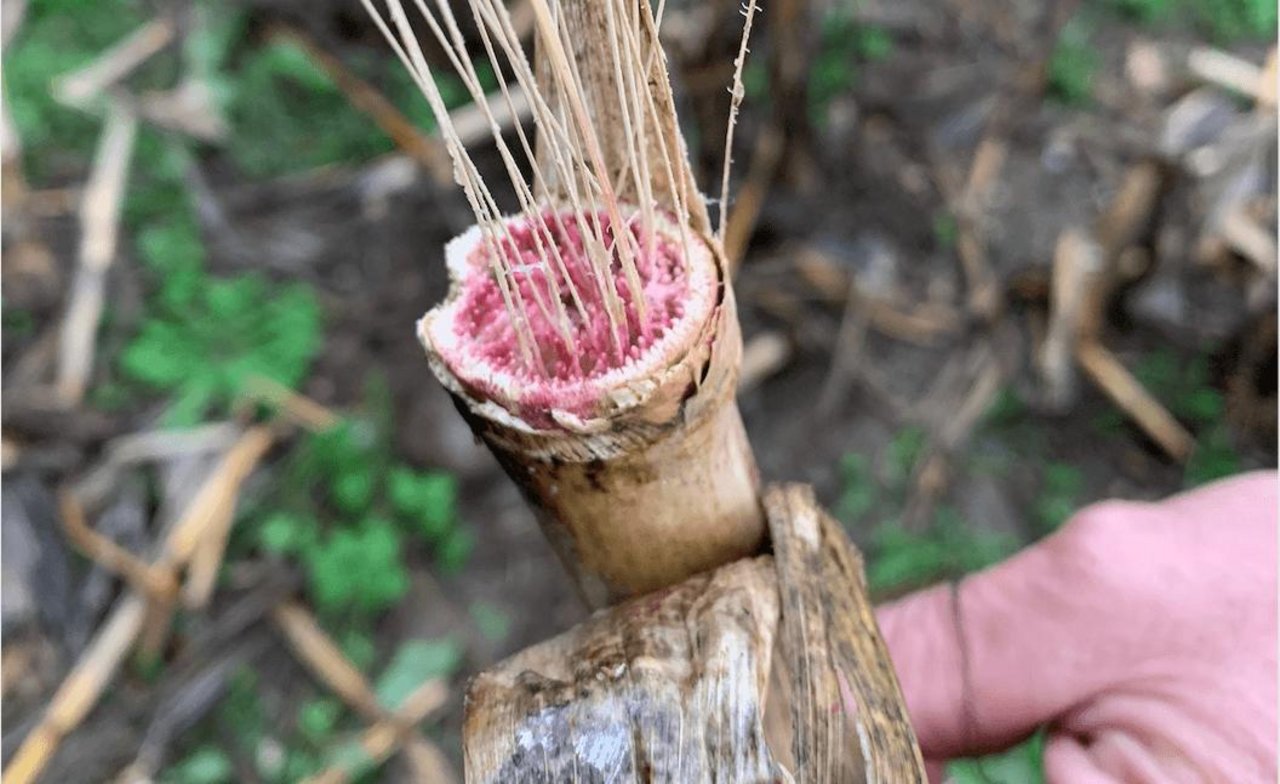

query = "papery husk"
[462,486,928,783]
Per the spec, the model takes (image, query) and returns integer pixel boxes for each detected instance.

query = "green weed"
[1133,348,1224,426]
[297,697,343,743]
[110,136,324,426]
[1033,462,1084,532]
[949,729,1047,784]
[340,629,378,672]
[165,746,234,784]
[1184,424,1241,487]
[225,38,480,178]
[1104,0,1274,41]
[245,414,473,620]
[742,59,770,104]
[2,0,148,179]
[1131,347,1241,486]
[983,387,1028,429]
[1090,408,1127,436]
[838,424,1020,594]
[1047,20,1098,105]
[121,273,321,426]
[1106,0,1175,24]
[1,302,35,338]
[884,425,927,487]
[307,519,411,615]
[809,12,894,125]
[837,453,878,523]
[868,507,1019,593]
[933,212,959,252]
[1189,0,1277,41]
[374,638,462,710]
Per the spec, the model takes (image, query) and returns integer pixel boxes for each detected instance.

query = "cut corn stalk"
[365,0,763,606]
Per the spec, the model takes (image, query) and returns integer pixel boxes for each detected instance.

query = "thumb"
[875,505,1146,759]
[1042,735,1116,783]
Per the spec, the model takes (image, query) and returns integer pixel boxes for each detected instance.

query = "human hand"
[876,471,1277,782]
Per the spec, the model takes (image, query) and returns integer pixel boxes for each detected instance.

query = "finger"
[875,504,1153,758]
[1043,735,1117,784]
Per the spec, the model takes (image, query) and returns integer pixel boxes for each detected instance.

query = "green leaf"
[137,218,204,276]
[298,697,343,742]
[2,301,35,336]
[332,468,377,516]
[742,59,769,103]
[1134,347,1179,394]
[1090,408,1126,436]
[1185,425,1241,488]
[164,746,233,784]
[217,668,265,757]
[389,467,457,540]
[1108,0,1174,23]
[1180,388,1224,425]
[374,638,462,711]
[435,525,475,574]
[1033,463,1083,532]
[1190,0,1277,42]
[119,266,322,426]
[868,508,1019,593]
[257,512,312,556]
[120,320,201,388]
[162,374,220,428]
[807,12,894,125]
[3,0,148,179]
[949,730,1046,784]
[837,453,876,523]
[280,750,322,782]
[341,630,377,672]
[983,386,1026,428]
[307,421,367,476]
[1047,19,1098,104]
[854,27,894,61]
[223,35,484,178]
[884,426,927,488]
[932,212,958,251]
[306,518,408,615]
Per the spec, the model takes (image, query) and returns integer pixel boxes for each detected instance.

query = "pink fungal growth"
[421,208,718,427]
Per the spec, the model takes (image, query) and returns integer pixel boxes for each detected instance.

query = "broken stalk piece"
[420,208,763,607]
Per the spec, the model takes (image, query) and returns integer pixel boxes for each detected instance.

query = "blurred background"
[2,0,1275,781]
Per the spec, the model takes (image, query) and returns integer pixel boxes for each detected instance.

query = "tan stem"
[424,236,764,608]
